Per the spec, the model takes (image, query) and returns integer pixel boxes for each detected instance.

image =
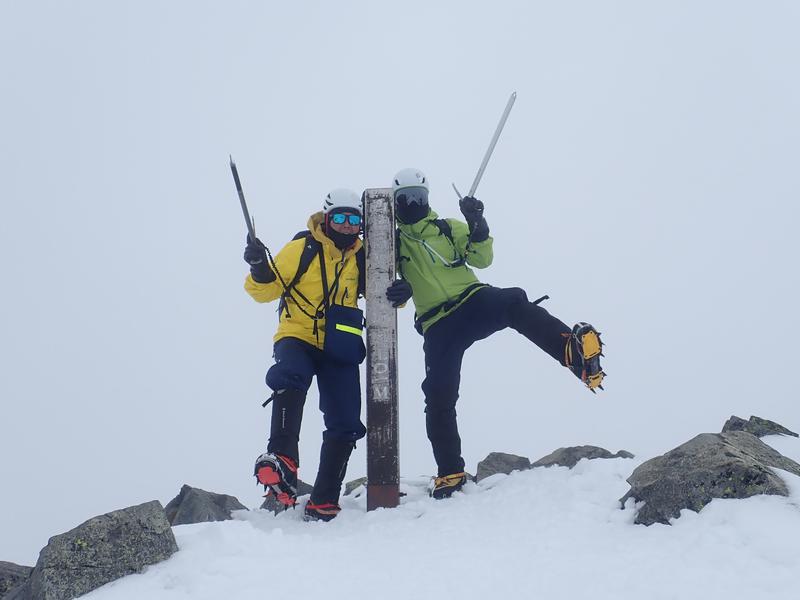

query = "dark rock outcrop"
[620,431,800,526]
[476,452,532,482]
[533,445,634,469]
[0,562,32,598]
[13,501,178,600]
[344,477,368,497]
[259,479,313,513]
[3,584,28,600]
[722,415,798,438]
[165,485,248,526]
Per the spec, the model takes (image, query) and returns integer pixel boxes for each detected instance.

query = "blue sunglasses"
[330,213,362,225]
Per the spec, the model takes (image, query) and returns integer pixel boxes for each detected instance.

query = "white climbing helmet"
[392,168,429,195]
[322,188,361,215]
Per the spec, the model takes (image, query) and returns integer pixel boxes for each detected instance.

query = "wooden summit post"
[363,188,400,510]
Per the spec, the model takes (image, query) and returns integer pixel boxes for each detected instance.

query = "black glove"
[244,235,276,283]
[459,196,490,243]
[386,279,413,308]
[470,218,490,243]
[459,196,484,224]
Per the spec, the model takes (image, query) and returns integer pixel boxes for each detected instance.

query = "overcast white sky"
[2,1,799,564]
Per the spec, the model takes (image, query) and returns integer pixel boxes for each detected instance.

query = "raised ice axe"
[452,91,517,200]
[229,155,257,241]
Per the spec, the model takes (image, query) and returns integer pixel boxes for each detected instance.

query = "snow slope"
[83,436,800,600]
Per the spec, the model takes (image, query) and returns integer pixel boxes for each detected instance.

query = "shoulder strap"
[317,249,330,310]
[278,233,321,318]
[356,247,366,297]
[316,247,347,310]
[396,229,410,278]
[433,219,455,245]
[286,233,320,294]
[434,218,467,267]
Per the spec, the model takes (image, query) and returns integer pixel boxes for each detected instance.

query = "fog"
[1,0,798,564]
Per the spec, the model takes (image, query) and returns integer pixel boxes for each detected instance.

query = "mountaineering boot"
[254,452,299,508]
[304,502,342,522]
[430,472,467,499]
[253,388,306,509]
[304,438,355,522]
[564,322,605,392]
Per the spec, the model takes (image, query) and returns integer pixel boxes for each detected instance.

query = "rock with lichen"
[13,501,177,600]
[0,562,32,598]
[620,431,800,526]
[532,446,634,469]
[165,485,247,526]
[476,452,532,481]
[721,415,798,438]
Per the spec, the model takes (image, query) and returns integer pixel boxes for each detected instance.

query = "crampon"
[564,322,606,393]
[254,452,298,508]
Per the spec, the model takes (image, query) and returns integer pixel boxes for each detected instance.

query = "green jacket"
[397,209,494,333]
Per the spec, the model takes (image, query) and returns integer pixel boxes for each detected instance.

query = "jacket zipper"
[402,229,453,303]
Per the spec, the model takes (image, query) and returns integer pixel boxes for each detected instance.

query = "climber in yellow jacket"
[244,189,366,522]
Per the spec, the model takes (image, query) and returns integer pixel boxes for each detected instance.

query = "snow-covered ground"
[84,436,800,600]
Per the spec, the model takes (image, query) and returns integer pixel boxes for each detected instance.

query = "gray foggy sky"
[1,0,799,564]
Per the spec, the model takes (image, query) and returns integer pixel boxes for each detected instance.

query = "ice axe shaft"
[229,155,257,240]
[467,91,517,198]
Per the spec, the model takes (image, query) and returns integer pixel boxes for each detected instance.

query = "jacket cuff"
[250,263,276,284]
[470,218,490,243]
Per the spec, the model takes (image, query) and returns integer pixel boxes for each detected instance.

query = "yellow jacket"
[244,212,363,349]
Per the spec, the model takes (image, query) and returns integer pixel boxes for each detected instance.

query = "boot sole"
[304,509,340,522]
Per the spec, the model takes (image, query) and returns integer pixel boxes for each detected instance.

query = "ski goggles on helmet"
[395,187,429,206]
[330,213,362,225]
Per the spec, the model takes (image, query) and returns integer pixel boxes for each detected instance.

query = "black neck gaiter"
[325,227,359,250]
[396,202,429,225]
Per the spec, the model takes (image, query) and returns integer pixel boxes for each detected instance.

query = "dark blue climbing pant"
[265,337,366,463]
[422,286,571,476]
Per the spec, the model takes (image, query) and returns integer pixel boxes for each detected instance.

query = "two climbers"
[243,170,605,515]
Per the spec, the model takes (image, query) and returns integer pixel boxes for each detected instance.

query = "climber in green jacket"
[385,168,605,500]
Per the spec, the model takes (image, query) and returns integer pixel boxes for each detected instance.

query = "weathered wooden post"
[363,188,400,510]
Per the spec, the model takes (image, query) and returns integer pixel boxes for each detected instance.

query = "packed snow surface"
[84,437,800,600]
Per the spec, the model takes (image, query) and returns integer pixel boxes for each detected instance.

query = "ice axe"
[452,91,517,201]
[229,155,257,241]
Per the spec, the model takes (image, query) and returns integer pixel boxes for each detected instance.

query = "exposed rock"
[344,477,368,497]
[0,562,32,598]
[3,583,29,600]
[476,452,531,482]
[722,415,798,438]
[620,431,800,526]
[259,479,313,513]
[165,485,248,526]
[19,501,177,600]
[533,445,634,469]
